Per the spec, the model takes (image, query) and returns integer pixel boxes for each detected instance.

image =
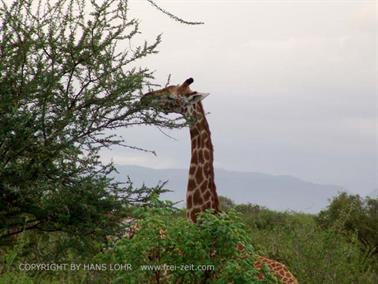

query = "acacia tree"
[0,0,187,242]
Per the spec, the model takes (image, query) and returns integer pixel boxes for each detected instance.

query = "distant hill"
[113,165,344,213]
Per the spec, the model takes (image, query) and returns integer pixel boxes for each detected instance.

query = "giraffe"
[142,78,299,284]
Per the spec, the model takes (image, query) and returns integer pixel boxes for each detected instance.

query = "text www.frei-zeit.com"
[140,263,215,272]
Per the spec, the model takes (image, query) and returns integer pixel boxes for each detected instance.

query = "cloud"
[102,0,377,195]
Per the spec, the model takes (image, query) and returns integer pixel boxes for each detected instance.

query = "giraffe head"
[141,78,209,115]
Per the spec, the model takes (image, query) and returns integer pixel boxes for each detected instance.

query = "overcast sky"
[101,0,377,195]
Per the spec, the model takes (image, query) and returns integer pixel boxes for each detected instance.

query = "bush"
[231,202,378,283]
[94,208,278,284]
[317,193,378,254]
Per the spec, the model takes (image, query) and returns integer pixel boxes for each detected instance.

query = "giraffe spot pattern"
[203,190,211,200]
[195,166,204,181]
[188,178,196,191]
[189,166,196,176]
[187,194,193,208]
[191,137,198,148]
[193,190,202,205]
[198,150,205,164]
[200,180,209,193]
[204,149,210,161]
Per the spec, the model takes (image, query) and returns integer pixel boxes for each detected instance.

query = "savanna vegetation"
[1,0,377,283]
[1,193,377,283]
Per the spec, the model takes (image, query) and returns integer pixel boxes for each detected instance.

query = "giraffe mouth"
[141,93,183,114]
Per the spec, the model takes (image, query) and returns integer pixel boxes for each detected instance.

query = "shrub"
[317,192,378,254]
[233,202,378,283]
[94,208,278,284]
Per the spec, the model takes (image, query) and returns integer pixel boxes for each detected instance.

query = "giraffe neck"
[186,102,220,222]
[182,102,298,284]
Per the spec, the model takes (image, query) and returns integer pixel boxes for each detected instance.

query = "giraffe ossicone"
[142,78,299,284]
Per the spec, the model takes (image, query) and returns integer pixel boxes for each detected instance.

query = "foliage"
[1,195,378,283]
[0,208,279,284]
[223,197,378,284]
[95,208,276,284]
[0,0,181,244]
[218,196,235,211]
[317,192,378,254]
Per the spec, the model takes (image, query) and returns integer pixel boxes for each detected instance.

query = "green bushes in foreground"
[1,194,378,283]
[94,208,276,284]
[0,208,277,284]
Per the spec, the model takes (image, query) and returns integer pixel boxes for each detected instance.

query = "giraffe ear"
[188,92,209,104]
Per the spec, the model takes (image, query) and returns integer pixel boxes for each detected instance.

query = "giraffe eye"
[187,92,197,97]
[189,94,200,102]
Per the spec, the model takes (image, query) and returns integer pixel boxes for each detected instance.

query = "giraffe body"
[256,256,299,284]
[142,78,299,284]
